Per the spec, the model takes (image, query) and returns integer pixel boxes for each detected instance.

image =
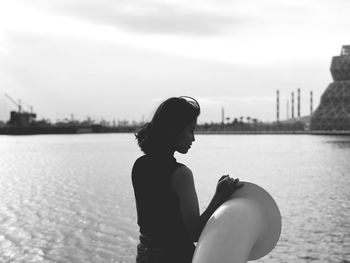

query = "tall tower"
[297,88,301,118]
[310,91,313,116]
[221,107,224,125]
[291,92,294,119]
[311,45,350,130]
[276,90,280,122]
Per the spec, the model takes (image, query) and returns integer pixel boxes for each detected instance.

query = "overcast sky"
[0,0,349,123]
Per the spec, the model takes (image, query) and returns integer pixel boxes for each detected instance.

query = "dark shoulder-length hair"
[135,96,200,154]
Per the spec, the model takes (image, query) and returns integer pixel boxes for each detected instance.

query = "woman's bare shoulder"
[172,164,194,187]
[174,164,192,176]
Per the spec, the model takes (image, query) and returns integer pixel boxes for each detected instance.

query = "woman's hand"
[214,175,244,205]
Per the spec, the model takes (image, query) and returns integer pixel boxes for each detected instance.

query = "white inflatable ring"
[192,182,281,263]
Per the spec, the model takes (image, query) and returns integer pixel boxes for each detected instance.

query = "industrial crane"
[4,94,37,127]
[4,93,22,113]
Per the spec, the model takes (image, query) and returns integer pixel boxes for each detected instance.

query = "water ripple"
[0,134,349,262]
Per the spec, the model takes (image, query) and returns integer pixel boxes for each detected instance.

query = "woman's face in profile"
[174,120,197,154]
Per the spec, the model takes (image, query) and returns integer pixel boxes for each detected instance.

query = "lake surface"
[0,134,349,262]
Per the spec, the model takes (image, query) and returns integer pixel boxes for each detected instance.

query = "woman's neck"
[150,150,174,159]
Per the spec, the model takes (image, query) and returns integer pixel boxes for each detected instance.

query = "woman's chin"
[177,148,189,154]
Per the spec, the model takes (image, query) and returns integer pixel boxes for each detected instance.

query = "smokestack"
[297,88,301,118]
[286,99,289,120]
[310,91,313,115]
[276,90,280,122]
[291,92,294,119]
[221,107,224,125]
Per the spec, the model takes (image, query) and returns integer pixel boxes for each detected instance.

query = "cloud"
[21,0,240,36]
[198,96,275,107]
[106,6,235,36]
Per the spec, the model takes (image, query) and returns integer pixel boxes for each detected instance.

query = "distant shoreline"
[195,130,350,135]
[1,129,350,136]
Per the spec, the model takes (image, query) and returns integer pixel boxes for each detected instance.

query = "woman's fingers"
[218,174,229,182]
[217,176,244,196]
[232,178,239,184]
[229,178,244,191]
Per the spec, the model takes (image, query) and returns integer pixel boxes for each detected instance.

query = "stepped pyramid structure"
[310,45,350,131]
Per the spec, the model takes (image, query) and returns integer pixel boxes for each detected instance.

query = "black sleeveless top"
[132,153,195,258]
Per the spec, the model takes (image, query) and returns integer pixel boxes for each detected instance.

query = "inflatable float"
[192,182,281,263]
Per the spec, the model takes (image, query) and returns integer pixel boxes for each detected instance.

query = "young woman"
[132,96,243,263]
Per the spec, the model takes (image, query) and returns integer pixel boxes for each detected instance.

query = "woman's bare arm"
[172,166,243,242]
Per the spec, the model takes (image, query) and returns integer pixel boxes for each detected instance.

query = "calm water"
[0,134,349,263]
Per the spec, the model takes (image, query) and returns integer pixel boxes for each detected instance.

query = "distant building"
[310,45,350,130]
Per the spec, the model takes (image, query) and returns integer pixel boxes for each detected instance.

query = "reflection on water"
[326,140,350,149]
[0,134,349,262]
